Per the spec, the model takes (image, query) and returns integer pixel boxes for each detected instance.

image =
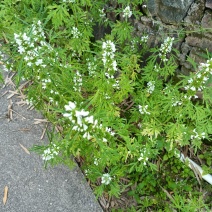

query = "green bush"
[0,0,211,210]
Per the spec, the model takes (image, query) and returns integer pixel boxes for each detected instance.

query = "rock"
[184,1,205,24]
[206,0,212,9]
[147,0,194,24]
[201,9,212,29]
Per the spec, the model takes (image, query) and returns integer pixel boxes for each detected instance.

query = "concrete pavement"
[0,73,102,212]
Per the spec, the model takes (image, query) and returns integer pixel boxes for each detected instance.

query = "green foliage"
[0,0,211,211]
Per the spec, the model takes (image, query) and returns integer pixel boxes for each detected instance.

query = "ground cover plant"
[0,0,212,211]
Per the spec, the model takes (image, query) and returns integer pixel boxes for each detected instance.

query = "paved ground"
[0,73,102,212]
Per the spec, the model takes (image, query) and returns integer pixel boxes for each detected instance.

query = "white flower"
[35,59,43,66]
[102,40,116,53]
[141,35,149,43]
[65,101,76,111]
[112,60,117,71]
[159,37,174,61]
[147,81,155,94]
[172,100,182,106]
[18,46,25,54]
[101,173,112,185]
[85,115,94,124]
[27,62,32,67]
[14,33,19,39]
[138,105,150,114]
[123,6,132,18]
[71,27,81,38]
[99,8,106,18]
[83,132,91,140]
[75,110,89,126]
[190,86,196,91]
[42,144,59,161]
[75,110,89,117]
[94,158,99,166]
[138,151,149,165]
[103,138,107,142]
[188,78,193,84]
[105,127,115,136]
[22,33,30,42]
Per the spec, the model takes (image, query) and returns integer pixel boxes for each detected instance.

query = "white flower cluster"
[138,148,149,165]
[14,20,52,68]
[42,78,51,89]
[102,40,119,88]
[71,27,81,38]
[87,58,97,76]
[159,37,174,62]
[42,144,59,161]
[172,98,182,107]
[94,158,99,166]
[102,40,116,70]
[123,6,132,18]
[190,129,206,140]
[99,8,106,18]
[147,81,155,94]
[141,35,149,43]
[63,102,115,141]
[101,173,112,185]
[184,58,212,98]
[138,105,150,115]
[73,71,82,92]
[154,65,160,72]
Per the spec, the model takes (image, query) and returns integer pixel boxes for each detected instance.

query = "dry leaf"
[1,90,8,97]
[19,143,30,155]
[2,73,16,88]
[7,99,13,120]
[190,162,202,185]
[9,109,26,120]
[160,186,174,202]
[40,123,48,140]
[18,81,30,90]
[34,119,49,125]
[16,100,27,106]
[3,186,8,205]
[7,90,19,99]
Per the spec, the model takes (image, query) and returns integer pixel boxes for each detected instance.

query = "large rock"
[147,0,194,24]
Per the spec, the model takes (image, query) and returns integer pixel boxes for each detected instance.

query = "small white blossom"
[94,158,99,166]
[18,46,25,54]
[71,27,81,38]
[42,144,59,161]
[22,33,30,42]
[65,101,76,111]
[138,105,150,115]
[147,81,155,94]
[101,173,112,185]
[99,8,106,18]
[102,40,116,54]
[159,37,174,61]
[141,35,149,43]
[35,59,43,66]
[172,100,182,107]
[123,6,132,18]
[138,152,149,165]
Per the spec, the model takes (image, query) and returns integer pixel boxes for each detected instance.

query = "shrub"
[0,0,211,210]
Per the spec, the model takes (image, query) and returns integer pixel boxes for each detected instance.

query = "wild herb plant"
[0,0,211,210]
